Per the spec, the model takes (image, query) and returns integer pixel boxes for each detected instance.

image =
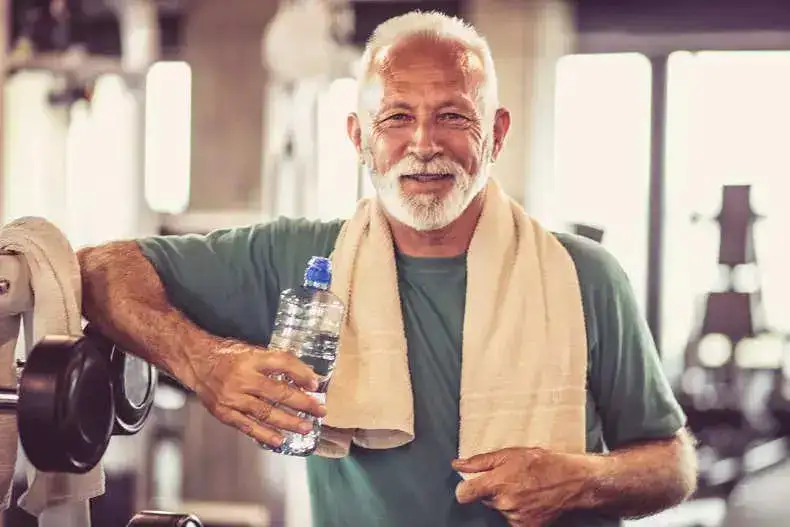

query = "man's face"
[349,36,509,231]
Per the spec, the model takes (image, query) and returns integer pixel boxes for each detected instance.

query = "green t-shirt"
[137,217,686,527]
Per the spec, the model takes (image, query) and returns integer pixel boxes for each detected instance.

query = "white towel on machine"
[0,216,105,516]
[0,249,29,509]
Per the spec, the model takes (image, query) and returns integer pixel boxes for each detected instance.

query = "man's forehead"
[363,36,485,108]
[369,35,485,84]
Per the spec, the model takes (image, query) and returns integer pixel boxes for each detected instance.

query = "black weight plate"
[126,511,203,527]
[111,344,157,435]
[83,324,157,435]
[19,335,115,473]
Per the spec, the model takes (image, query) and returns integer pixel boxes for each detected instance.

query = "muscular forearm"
[78,241,219,391]
[578,429,698,519]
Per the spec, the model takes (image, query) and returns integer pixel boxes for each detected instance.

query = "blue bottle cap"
[304,256,332,288]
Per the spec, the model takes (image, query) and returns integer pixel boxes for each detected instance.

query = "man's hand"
[78,241,326,448]
[452,447,592,527]
[193,339,326,448]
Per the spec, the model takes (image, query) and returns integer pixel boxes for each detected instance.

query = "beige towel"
[318,178,588,460]
[0,252,31,509]
[0,216,105,516]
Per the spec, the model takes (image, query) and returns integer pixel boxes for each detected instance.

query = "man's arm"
[574,235,696,517]
[79,240,208,390]
[579,428,698,518]
[455,237,697,525]
[454,430,697,524]
[78,238,324,447]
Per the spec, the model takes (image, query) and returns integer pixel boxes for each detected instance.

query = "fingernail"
[310,378,320,391]
[299,421,314,433]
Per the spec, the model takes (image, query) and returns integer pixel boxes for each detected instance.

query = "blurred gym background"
[2,0,789,526]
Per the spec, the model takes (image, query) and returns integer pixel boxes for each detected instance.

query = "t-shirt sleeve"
[562,235,687,450]
[135,217,344,346]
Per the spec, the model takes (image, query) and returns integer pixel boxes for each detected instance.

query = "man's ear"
[491,107,511,161]
[347,113,363,154]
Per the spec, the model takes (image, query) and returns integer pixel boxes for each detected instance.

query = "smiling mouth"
[402,173,454,182]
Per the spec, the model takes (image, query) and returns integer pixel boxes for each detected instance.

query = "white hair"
[356,10,499,122]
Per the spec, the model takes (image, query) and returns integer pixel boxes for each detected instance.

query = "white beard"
[363,145,492,232]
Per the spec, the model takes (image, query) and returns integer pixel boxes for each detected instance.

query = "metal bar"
[6,52,127,78]
[645,55,669,352]
[0,389,17,409]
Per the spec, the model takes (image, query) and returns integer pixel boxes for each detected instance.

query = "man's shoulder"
[252,217,345,286]
[232,216,345,259]
[255,216,345,243]
[552,232,629,294]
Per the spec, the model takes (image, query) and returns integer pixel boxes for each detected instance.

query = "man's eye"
[440,113,467,121]
[388,113,410,121]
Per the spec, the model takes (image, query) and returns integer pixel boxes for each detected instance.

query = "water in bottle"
[265,256,345,456]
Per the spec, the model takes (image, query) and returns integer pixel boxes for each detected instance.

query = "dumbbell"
[83,324,159,435]
[127,511,203,527]
[0,326,157,473]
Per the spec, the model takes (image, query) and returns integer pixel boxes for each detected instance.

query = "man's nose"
[408,121,442,161]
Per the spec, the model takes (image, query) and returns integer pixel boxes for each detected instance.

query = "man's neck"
[386,192,485,258]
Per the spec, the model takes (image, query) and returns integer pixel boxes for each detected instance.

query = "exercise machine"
[676,185,789,498]
[4,0,163,242]
[1,326,156,474]
[0,246,203,525]
[127,510,202,526]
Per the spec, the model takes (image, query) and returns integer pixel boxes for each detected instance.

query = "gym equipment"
[0,248,157,526]
[0,327,157,474]
[127,510,203,527]
[5,0,164,250]
[676,185,788,497]
[768,352,790,436]
[84,324,158,435]
[261,0,359,218]
[2,334,114,474]
[571,223,605,243]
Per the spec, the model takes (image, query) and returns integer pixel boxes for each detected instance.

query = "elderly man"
[79,11,697,527]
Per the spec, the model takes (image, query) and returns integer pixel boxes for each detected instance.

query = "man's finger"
[455,475,496,504]
[488,494,519,512]
[502,511,526,527]
[453,451,507,473]
[214,405,284,448]
[245,376,327,418]
[256,349,320,390]
[237,395,315,435]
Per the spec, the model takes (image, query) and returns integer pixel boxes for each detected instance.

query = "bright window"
[145,61,192,214]
[553,53,653,314]
[3,72,141,247]
[2,72,69,225]
[662,51,790,373]
[67,74,138,247]
[316,77,360,219]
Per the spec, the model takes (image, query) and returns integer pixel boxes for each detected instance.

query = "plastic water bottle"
[264,256,345,456]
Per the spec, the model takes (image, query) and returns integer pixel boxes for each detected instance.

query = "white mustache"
[388,156,466,179]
